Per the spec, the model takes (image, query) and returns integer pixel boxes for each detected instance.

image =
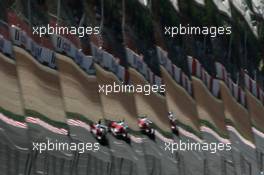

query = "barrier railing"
[215,62,247,106]
[126,47,163,87]
[244,72,264,105]
[0,20,13,57]
[157,46,193,95]
[9,24,57,69]
[188,56,220,98]
[0,20,10,39]
[91,42,125,82]
[5,10,95,75]
[0,35,12,57]
[51,34,95,74]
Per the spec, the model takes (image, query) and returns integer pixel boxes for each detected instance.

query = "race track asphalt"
[69,124,182,175]
[0,123,30,175]
[25,124,73,175]
[173,134,205,175]
[201,131,235,175]
[227,129,259,175]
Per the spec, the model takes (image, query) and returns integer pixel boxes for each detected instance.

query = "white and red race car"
[137,116,155,136]
[90,121,108,141]
[109,120,129,139]
[168,112,179,136]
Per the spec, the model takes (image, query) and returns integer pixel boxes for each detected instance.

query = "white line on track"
[133,156,138,160]
[36,171,44,174]
[113,141,123,144]
[0,129,29,151]
[168,157,177,164]
[135,150,143,153]
[101,150,110,155]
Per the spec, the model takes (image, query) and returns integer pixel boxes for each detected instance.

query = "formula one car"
[109,120,129,140]
[138,115,155,136]
[90,120,108,141]
[168,112,179,136]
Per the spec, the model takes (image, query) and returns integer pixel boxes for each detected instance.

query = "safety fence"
[91,42,125,82]
[126,47,162,87]
[157,46,193,95]
[188,56,220,98]
[244,73,264,104]
[215,62,247,106]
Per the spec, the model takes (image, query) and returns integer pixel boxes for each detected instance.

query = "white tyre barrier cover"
[244,73,264,104]
[188,56,201,78]
[10,25,57,69]
[92,44,125,81]
[173,64,181,83]
[212,79,220,97]
[0,35,13,56]
[126,47,151,81]
[102,50,112,69]
[157,46,193,94]
[10,26,21,46]
[81,56,95,74]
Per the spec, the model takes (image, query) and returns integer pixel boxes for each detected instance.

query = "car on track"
[168,112,179,136]
[137,115,155,137]
[90,120,108,141]
[109,120,129,140]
